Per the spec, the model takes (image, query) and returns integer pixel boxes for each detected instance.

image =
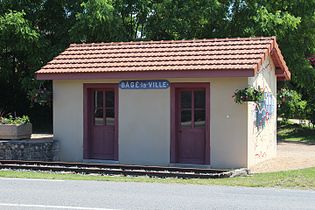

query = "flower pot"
[0,123,32,140]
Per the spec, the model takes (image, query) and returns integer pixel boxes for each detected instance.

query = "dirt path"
[250,141,315,173]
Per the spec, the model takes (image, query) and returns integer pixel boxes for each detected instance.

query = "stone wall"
[0,139,59,161]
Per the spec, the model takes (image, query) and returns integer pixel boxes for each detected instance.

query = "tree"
[278,89,307,121]
[113,0,152,40]
[0,1,83,131]
[145,0,223,40]
[70,0,124,42]
[0,0,314,130]
[0,11,40,112]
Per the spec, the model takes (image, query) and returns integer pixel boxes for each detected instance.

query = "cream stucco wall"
[53,77,249,168]
[247,57,277,168]
[53,81,84,161]
[119,89,170,165]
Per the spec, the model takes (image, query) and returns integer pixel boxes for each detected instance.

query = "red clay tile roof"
[36,36,290,80]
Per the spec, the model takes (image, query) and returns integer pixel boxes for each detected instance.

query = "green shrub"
[278,88,307,120]
[0,115,30,125]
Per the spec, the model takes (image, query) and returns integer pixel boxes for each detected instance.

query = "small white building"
[36,37,290,169]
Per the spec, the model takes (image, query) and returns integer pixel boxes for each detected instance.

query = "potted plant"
[0,114,32,140]
[233,87,264,104]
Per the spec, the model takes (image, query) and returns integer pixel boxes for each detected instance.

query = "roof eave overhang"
[36,69,255,80]
[270,38,291,81]
[275,67,291,81]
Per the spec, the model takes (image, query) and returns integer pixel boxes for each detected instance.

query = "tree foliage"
[0,0,314,130]
[145,0,223,40]
[278,89,308,120]
[0,11,40,112]
[113,0,153,40]
[70,0,123,42]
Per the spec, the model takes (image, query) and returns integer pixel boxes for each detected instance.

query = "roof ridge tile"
[68,37,275,48]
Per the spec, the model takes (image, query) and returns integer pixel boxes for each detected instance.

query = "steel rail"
[0,160,235,179]
[0,160,226,173]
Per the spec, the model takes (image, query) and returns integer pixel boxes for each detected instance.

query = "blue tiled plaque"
[119,80,170,89]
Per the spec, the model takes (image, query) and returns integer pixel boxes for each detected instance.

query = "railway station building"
[36,37,290,169]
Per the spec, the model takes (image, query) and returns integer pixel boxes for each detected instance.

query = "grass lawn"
[0,167,315,190]
[278,122,315,144]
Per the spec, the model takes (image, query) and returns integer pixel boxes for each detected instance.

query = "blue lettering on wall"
[119,80,170,89]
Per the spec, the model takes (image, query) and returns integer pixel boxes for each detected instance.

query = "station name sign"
[119,80,170,89]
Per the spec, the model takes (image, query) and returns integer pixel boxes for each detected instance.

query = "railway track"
[0,160,248,179]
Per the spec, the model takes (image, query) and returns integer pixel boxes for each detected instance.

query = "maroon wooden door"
[173,86,209,164]
[84,85,118,160]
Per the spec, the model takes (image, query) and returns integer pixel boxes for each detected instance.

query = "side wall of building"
[247,57,277,168]
[53,81,84,161]
[53,77,249,168]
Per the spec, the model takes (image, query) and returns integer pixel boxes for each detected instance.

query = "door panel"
[178,128,205,163]
[91,126,114,159]
[87,88,116,160]
[176,89,207,164]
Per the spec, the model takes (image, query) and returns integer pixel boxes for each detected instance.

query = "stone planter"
[0,123,32,140]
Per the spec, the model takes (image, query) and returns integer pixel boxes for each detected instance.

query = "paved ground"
[31,134,53,140]
[251,141,315,173]
[0,178,314,210]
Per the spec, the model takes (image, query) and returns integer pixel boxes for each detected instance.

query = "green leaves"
[0,11,39,51]
[233,87,264,104]
[113,0,153,40]
[0,10,40,86]
[278,89,308,120]
[251,6,301,39]
[70,0,122,42]
[145,0,223,40]
[0,0,314,122]
[0,10,43,114]
[0,115,30,125]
